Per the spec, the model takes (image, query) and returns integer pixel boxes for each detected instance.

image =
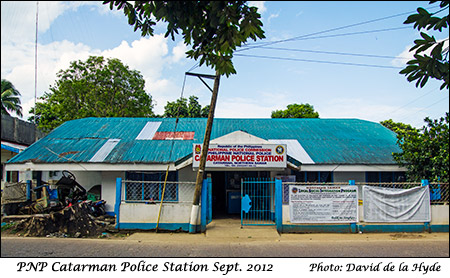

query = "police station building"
[6,117,447,233]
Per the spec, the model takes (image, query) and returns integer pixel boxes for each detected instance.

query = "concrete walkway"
[125,218,449,244]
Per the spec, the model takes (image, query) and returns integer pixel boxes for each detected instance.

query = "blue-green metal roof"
[7,117,401,165]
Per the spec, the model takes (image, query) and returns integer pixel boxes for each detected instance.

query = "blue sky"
[1,1,448,128]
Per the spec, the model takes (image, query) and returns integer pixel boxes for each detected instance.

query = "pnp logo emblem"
[195,145,201,154]
[275,145,285,155]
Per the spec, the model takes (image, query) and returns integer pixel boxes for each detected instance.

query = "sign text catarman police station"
[192,144,287,169]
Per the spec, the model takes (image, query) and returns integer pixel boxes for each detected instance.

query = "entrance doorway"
[209,171,269,218]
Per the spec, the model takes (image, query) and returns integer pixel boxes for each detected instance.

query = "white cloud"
[1,2,97,45]
[2,31,188,120]
[2,39,99,119]
[391,45,414,67]
[268,13,279,24]
[392,38,449,67]
[171,41,188,64]
[248,1,266,14]
[2,1,197,119]
[102,36,169,80]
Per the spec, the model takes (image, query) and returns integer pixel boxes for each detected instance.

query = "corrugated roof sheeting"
[135,121,161,140]
[89,139,121,162]
[7,117,401,165]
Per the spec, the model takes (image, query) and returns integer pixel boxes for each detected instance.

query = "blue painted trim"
[26,180,32,201]
[105,211,115,217]
[201,179,207,233]
[115,178,122,229]
[348,180,357,233]
[358,224,431,233]
[207,177,212,224]
[421,180,431,231]
[118,222,190,232]
[275,178,283,233]
[430,225,449,233]
[189,223,200,233]
[280,224,449,234]
[1,143,21,153]
[282,224,353,233]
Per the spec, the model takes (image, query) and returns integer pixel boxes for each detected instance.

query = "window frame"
[124,171,179,203]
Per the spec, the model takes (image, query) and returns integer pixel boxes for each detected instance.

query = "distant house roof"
[1,141,28,153]
[6,117,401,166]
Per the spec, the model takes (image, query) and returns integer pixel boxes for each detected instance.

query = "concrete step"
[205,219,280,241]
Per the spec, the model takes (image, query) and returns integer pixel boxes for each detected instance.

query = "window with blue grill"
[124,171,178,202]
[366,172,406,183]
[294,171,333,183]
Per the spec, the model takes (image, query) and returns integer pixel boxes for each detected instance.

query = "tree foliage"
[1,79,23,117]
[163,95,209,118]
[380,119,419,137]
[400,1,449,90]
[29,56,154,132]
[271,103,319,118]
[103,1,265,77]
[384,114,449,183]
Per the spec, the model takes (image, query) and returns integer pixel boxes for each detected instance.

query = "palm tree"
[1,79,23,117]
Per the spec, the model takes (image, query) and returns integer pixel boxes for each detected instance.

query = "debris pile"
[12,201,115,238]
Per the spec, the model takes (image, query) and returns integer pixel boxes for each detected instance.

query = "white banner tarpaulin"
[363,185,431,222]
[289,185,359,223]
[192,144,287,169]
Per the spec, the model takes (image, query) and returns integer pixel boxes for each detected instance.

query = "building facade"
[6,117,418,231]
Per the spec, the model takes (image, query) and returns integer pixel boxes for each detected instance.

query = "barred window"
[293,171,333,183]
[366,172,406,183]
[124,171,178,202]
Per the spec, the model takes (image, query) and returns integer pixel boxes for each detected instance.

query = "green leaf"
[404,14,421,24]
[417,7,430,16]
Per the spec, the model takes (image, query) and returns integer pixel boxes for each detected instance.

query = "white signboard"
[192,144,287,169]
[289,185,359,223]
[363,185,431,222]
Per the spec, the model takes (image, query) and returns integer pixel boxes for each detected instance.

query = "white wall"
[101,171,124,213]
[119,180,199,225]
[120,202,195,224]
[178,165,197,181]
[71,171,102,192]
[431,205,449,224]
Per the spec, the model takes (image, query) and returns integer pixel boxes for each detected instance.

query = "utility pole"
[189,70,220,233]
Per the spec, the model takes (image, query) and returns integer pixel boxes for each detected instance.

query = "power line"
[239,5,441,52]
[243,26,411,49]
[388,86,440,116]
[257,46,410,60]
[234,53,403,69]
[397,95,450,122]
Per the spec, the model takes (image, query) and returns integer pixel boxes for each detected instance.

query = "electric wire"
[241,26,412,50]
[387,86,440,116]
[239,4,441,51]
[234,53,403,69]
[257,46,410,60]
[397,95,450,123]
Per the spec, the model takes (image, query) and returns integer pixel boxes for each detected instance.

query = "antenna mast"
[34,1,38,124]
